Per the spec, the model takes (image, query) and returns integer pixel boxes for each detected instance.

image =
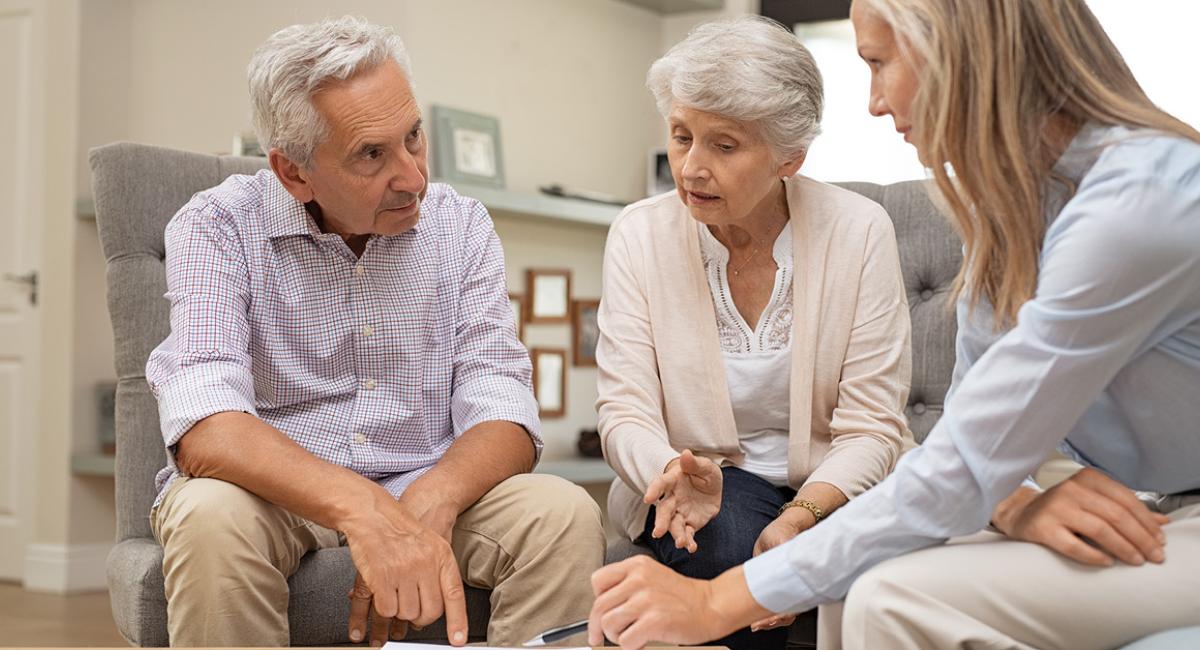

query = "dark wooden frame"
[525,268,572,324]
[530,347,567,418]
[571,299,601,367]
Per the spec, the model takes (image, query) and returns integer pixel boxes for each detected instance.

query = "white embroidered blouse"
[697,221,794,486]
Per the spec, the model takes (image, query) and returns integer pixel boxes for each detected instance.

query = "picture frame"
[646,147,673,197]
[572,299,600,367]
[525,268,572,324]
[530,348,567,418]
[508,292,526,342]
[432,105,506,188]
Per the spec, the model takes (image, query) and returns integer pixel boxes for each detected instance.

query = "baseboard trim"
[24,542,112,593]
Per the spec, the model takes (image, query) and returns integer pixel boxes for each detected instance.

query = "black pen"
[522,619,589,646]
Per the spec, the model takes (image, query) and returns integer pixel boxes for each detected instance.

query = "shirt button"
[353,433,367,444]
[354,264,365,276]
[363,378,376,390]
[361,324,374,337]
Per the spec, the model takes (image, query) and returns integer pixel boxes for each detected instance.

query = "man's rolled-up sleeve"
[449,200,541,455]
[145,201,257,463]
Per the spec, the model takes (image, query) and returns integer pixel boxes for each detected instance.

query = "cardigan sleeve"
[804,209,913,497]
[595,222,680,496]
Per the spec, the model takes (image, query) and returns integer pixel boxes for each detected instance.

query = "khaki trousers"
[817,497,1200,650]
[151,473,605,647]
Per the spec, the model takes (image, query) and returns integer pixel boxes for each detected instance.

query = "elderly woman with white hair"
[595,16,913,650]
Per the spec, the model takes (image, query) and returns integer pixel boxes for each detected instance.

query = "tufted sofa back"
[835,181,962,441]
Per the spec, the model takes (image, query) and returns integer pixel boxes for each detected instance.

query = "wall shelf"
[447,182,621,228]
[73,184,622,228]
[535,458,616,484]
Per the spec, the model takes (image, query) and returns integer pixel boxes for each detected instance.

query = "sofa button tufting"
[912,403,927,415]
[920,289,934,301]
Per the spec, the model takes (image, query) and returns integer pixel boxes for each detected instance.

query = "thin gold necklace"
[730,239,766,276]
[728,214,784,277]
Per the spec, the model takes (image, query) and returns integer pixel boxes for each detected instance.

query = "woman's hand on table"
[588,556,769,649]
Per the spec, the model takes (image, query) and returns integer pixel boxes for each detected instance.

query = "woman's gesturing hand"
[992,467,1170,567]
[643,450,723,553]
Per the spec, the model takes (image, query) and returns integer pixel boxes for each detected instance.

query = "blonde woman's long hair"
[857,0,1200,326]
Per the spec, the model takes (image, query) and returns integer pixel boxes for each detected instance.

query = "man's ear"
[777,151,806,179]
[269,149,315,203]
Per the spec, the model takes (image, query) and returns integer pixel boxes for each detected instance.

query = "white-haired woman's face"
[851,3,920,153]
[666,105,802,227]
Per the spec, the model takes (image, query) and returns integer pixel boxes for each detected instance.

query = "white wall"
[796,19,924,184]
[796,1,1200,184]
[1087,0,1200,130]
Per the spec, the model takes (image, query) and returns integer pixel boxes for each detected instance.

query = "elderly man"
[145,16,603,647]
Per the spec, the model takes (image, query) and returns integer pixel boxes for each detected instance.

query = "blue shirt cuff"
[742,541,819,614]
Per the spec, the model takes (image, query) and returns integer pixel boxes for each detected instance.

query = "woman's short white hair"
[648,16,823,161]
[248,16,412,167]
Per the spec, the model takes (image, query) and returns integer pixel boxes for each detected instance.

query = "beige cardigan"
[596,175,915,539]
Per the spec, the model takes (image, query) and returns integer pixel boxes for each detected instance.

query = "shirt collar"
[261,171,323,240]
[258,170,425,240]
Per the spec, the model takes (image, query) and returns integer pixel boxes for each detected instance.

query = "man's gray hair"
[647,16,823,161]
[248,15,412,167]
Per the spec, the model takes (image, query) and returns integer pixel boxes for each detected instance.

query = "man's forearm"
[403,420,536,514]
[175,410,395,533]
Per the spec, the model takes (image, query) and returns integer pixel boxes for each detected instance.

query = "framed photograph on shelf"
[525,268,572,324]
[530,348,567,418]
[432,105,505,188]
[646,147,673,196]
[572,299,600,367]
[508,292,525,342]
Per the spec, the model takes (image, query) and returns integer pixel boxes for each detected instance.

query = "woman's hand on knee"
[642,450,723,553]
[992,468,1169,567]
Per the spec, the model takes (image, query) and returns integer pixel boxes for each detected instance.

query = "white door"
[0,0,41,582]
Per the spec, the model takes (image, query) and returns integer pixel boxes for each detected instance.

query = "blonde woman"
[587,1,1200,649]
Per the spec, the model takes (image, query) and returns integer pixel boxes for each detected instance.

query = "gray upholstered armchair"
[90,142,492,646]
[602,179,963,649]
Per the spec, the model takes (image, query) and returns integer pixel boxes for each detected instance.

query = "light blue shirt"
[744,124,1200,613]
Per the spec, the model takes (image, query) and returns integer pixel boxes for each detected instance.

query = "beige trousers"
[151,473,605,647]
[817,497,1200,650]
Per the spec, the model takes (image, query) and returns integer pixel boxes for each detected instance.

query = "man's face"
[299,60,429,237]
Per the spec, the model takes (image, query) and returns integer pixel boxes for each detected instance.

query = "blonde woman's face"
[666,105,802,227]
[851,4,921,151]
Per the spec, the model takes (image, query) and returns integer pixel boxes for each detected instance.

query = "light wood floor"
[0,582,127,646]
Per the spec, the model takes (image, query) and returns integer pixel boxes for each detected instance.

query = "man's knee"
[500,474,604,544]
[157,478,280,556]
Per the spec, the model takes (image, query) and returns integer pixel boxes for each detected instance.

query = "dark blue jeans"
[642,466,796,650]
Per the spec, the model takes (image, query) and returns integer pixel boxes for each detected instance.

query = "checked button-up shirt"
[146,169,541,508]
